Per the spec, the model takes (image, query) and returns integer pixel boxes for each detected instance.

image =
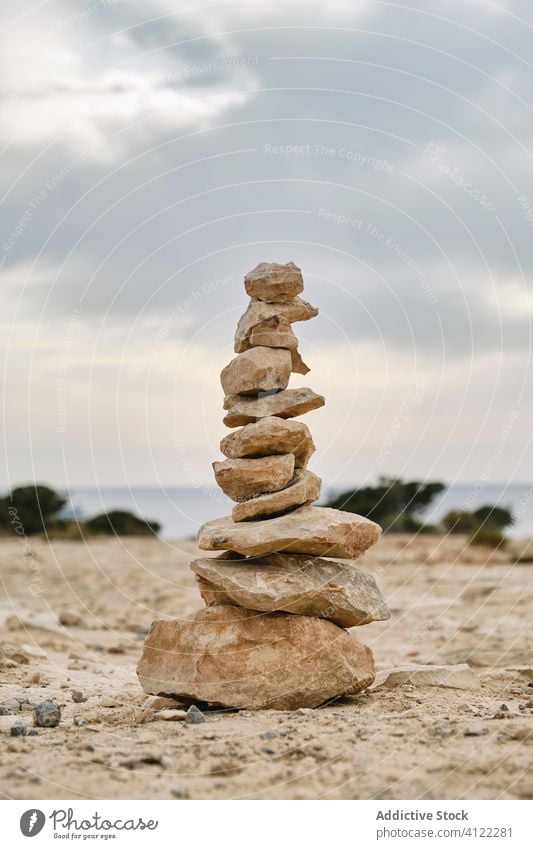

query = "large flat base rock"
[137,605,375,710]
[198,505,381,558]
[191,552,391,627]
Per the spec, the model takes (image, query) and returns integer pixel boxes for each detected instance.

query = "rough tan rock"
[220,347,291,396]
[212,454,295,501]
[192,553,391,627]
[235,297,318,353]
[232,469,321,521]
[249,315,298,349]
[155,709,188,721]
[373,664,478,691]
[198,505,382,558]
[248,317,309,374]
[291,349,310,375]
[244,261,304,303]
[136,605,375,710]
[220,416,315,469]
[223,388,325,427]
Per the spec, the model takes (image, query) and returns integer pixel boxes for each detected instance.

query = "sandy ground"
[0,533,532,800]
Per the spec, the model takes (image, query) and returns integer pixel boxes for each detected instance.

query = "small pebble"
[34,700,61,728]
[260,730,278,741]
[171,787,189,799]
[185,705,205,725]
[71,691,86,703]
[10,721,27,737]
[100,696,118,708]
[59,610,83,626]
[464,722,486,737]
[2,699,21,713]
[21,643,47,659]
[74,717,87,727]
[156,709,187,722]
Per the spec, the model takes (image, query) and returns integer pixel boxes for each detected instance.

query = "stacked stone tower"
[137,262,390,710]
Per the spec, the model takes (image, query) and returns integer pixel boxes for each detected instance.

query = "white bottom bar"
[3,799,529,848]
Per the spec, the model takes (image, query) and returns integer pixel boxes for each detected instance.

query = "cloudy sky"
[1,0,532,492]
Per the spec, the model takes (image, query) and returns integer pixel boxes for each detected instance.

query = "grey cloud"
[2,1,532,353]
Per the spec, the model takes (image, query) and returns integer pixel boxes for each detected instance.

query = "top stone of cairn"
[244,261,304,303]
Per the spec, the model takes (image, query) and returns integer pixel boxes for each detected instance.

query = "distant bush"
[324,477,445,533]
[442,503,513,548]
[473,505,513,530]
[0,484,161,538]
[442,510,480,533]
[44,519,87,541]
[0,499,10,532]
[468,527,507,548]
[85,510,160,536]
[1,484,67,535]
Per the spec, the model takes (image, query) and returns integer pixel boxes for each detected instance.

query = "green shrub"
[44,519,87,540]
[85,510,160,536]
[473,505,513,530]
[4,484,67,535]
[325,477,445,533]
[468,527,507,548]
[442,509,480,533]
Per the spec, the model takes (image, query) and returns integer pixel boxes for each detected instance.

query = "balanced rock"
[223,387,325,427]
[249,315,298,349]
[192,553,391,627]
[198,505,381,558]
[235,297,318,353]
[137,605,375,710]
[220,416,315,469]
[213,454,295,501]
[220,347,291,396]
[232,469,321,521]
[291,349,310,375]
[244,261,304,303]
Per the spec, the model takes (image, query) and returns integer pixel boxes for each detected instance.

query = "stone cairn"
[137,262,390,710]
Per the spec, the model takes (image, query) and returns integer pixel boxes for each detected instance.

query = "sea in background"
[65,483,533,540]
